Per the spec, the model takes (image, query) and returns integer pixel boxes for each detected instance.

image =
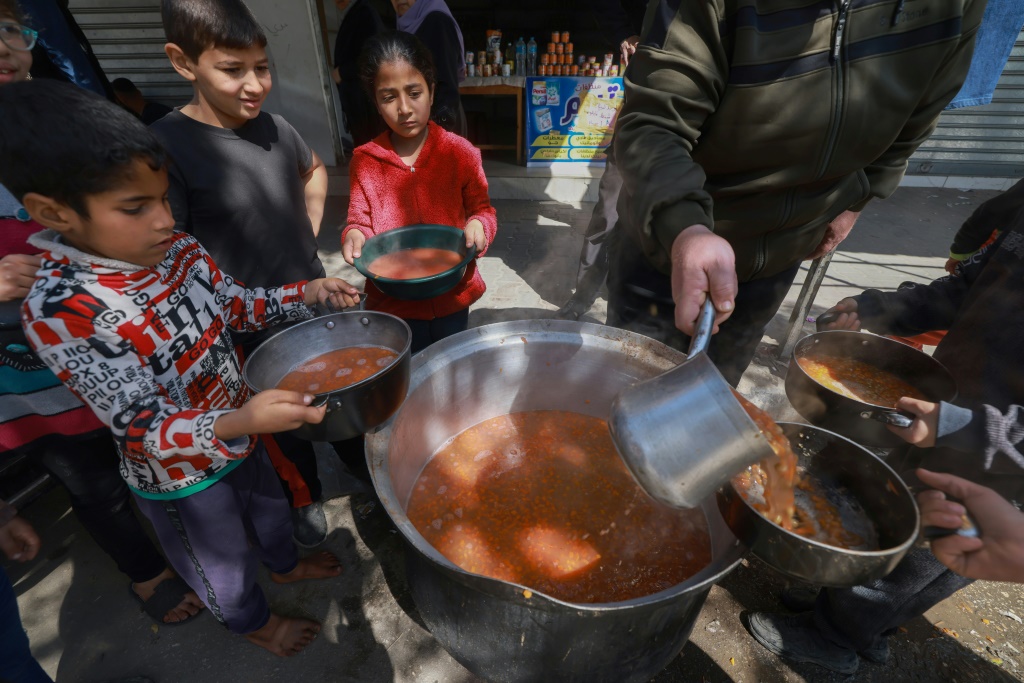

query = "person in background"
[916,469,1024,583]
[391,0,466,136]
[152,0,360,547]
[20,0,111,96]
[331,0,384,148]
[746,182,1024,673]
[0,0,203,627]
[557,0,647,322]
[342,32,496,352]
[5,80,357,657]
[110,77,172,125]
[609,0,984,387]
[1,497,49,683]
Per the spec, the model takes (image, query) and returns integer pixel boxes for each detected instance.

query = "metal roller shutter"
[67,0,190,105]
[908,28,1024,179]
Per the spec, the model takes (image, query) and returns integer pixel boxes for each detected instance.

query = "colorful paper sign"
[525,77,624,167]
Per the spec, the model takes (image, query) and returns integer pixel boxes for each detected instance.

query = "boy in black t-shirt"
[152,0,357,546]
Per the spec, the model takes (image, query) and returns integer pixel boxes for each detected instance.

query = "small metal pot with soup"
[784,331,957,448]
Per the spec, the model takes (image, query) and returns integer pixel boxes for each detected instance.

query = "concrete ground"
[9,186,1024,683]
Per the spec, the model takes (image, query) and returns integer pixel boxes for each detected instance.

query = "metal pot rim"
[726,421,921,557]
[791,330,957,410]
[242,311,412,397]
[366,319,746,612]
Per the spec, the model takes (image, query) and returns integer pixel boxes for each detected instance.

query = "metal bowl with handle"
[717,422,920,587]
[785,330,957,447]
[242,311,411,441]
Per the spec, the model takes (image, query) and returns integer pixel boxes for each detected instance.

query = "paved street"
[8,186,1024,683]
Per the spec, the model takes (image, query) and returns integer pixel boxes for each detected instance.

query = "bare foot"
[271,551,343,584]
[245,612,320,656]
[133,567,205,623]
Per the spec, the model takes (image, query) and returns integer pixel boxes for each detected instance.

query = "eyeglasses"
[0,22,37,52]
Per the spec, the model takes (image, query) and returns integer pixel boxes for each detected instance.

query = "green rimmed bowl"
[353,224,477,301]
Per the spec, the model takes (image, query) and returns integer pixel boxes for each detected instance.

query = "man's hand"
[818,297,861,331]
[916,468,1024,583]
[0,253,43,302]
[215,390,327,441]
[670,225,737,335]
[807,210,860,261]
[887,397,940,447]
[342,230,366,265]
[305,277,361,310]
[944,257,962,276]
[464,219,487,252]
[620,35,640,66]
[331,66,341,85]
[0,516,41,562]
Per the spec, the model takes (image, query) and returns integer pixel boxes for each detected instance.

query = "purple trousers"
[133,444,298,634]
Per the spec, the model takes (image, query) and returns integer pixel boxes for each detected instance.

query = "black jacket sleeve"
[417,12,463,130]
[936,402,1024,475]
[949,177,1024,259]
[853,230,1006,337]
[334,1,384,85]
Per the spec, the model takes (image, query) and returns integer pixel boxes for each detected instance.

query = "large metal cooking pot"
[785,331,957,447]
[717,422,919,587]
[365,320,746,683]
[243,311,411,441]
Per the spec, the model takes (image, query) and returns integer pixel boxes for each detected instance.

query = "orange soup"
[797,355,926,407]
[732,395,876,550]
[276,346,397,394]
[406,411,711,603]
[368,248,463,279]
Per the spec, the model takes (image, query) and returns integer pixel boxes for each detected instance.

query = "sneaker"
[555,298,588,321]
[781,585,820,612]
[746,611,859,675]
[291,501,328,548]
[860,635,890,664]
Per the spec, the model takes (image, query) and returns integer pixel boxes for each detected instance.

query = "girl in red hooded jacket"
[342,31,497,352]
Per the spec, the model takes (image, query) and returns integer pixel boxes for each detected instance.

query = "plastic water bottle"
[515,37,526,76]
[526,37,537,76]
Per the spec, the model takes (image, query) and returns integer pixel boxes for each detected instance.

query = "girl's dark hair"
[358,31,437,100]
[161,0,267,62]
[0,0,25,22]
[0,80,167,218]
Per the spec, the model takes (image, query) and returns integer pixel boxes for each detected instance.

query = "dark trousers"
[406,308,470,354]
[814,546,972,651]
[0,566,52,683]
[34,434,166,584]
[133,445,297,635]
[570,151,623,308]
[607,231,801,386]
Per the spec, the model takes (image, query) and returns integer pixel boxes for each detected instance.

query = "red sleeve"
[459,141,498,257]
[342,150,377,243]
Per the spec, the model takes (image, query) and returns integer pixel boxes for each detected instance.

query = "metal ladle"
[609,299,775,509]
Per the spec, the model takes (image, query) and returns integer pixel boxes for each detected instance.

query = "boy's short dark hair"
[0,0,24,22]
[0,80,167,218]
[111,77,141,95]
[161,0,267,62]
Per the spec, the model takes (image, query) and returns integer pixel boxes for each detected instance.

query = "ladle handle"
[687,298,717,358]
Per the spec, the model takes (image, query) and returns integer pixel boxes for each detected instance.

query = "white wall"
[248,0,342,165]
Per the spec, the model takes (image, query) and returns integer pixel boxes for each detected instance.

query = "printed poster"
[525,77,624,167]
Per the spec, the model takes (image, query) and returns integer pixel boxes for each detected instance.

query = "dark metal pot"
[365,320,746,683]
[785,331,957,447]
[717,423,919,588]
[243,311,411,441]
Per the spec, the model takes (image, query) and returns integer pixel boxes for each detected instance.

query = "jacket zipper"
[817,0,850,180]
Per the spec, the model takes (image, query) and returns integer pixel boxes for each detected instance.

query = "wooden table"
[459,77,525,165]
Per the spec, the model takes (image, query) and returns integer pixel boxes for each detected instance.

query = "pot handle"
[308,394,344,411]
[815,311,840,331]
[860,409,915,429]
[922,505,980,541]
[686,298,717,358]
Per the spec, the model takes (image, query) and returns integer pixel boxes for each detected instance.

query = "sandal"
[130,576,202,626]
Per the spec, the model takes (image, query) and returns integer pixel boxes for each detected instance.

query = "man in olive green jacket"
[610,0,985,385]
